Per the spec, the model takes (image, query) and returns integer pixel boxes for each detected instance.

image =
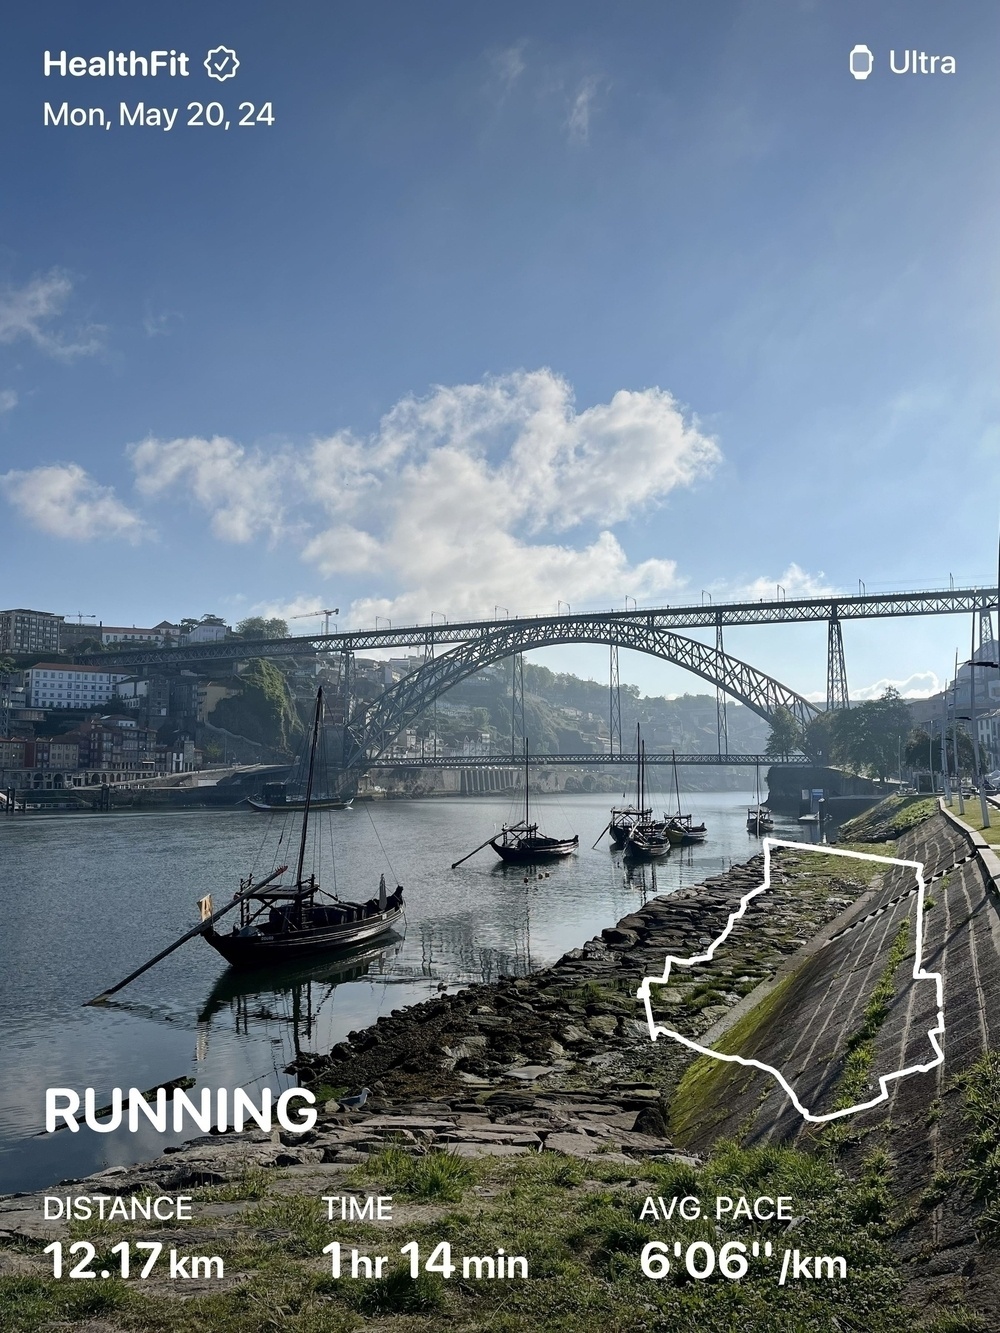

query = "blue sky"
[1,1,998,702]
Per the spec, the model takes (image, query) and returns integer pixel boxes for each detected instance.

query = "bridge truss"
[344,621,820,770]
[80,586,999,670]
[370,752,809,769]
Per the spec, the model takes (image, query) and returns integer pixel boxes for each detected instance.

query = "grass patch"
[350,1145,477,1201]
[669,971,798,1144]
[839,796,938,843]
[954,1049,1000,1240]
[835,919,911,1111]
[0,1140,950,1332]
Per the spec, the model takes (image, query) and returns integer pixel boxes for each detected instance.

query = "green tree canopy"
[235,616,289,640]
[825,687,911,781]
[765,706,802,760]
[905,726,975,775]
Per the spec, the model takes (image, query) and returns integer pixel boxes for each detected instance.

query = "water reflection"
[1,789,800,1191]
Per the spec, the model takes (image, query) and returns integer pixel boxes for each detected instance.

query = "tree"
[235,616,289,640]
[905,727,975,777]
[765,706,802,760]
[827,687,911,781]
[803,710,837,763]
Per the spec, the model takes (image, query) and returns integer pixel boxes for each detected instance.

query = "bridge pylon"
[715,620,729,755]
[609,643,622,757]
[826,613,850,711]
[511,652,525,757]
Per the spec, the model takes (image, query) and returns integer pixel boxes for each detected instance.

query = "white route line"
[636,838,945,1124]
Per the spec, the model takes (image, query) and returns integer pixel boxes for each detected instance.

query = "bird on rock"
[337,1087,372,1111]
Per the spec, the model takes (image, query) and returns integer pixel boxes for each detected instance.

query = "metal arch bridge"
[79,585,1000,670]
[74,585,999,771]
[344,619,821,770]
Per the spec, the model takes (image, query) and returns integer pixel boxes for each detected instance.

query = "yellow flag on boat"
[198,894,213,921]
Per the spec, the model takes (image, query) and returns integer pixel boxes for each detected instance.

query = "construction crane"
[289,608,339,635]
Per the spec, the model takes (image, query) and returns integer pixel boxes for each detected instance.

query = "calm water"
[0,789,802,1193]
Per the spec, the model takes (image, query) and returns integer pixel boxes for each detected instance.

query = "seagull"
[337,1087,372,1111]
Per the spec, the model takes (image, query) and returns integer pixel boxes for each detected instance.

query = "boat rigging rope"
[364,800,399,884]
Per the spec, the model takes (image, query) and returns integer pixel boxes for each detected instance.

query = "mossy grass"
[349,1144,477,1201]
[839,795,937,843]
[0,1136,969,1332]
[669,970,799,1143]
[954,1049,1000,1239]
[834,919,910,1112]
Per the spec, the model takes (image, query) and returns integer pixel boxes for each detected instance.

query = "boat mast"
[672,749,681,817]
[295,688,324,887]
[635,723,642,812]
[524,737,529,827]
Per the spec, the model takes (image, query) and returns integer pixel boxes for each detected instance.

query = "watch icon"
[849,44,874,80]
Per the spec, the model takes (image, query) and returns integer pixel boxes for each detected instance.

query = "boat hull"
[623,837,671,861]
[203,904,403,967]
[665,822,707,846]
[248,796,353,811]
[489,835,579,863]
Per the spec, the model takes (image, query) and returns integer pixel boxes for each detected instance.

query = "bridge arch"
[345,620,818,767]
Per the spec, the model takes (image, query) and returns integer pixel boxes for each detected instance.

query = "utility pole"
[970,610,991,828]
[952,654,965,815]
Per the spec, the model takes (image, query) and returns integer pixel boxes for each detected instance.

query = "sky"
[1,1,998,704]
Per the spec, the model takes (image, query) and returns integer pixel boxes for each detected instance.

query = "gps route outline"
[636,838,945,1123]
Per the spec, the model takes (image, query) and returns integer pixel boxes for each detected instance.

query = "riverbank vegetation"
[1,1139,981,1333]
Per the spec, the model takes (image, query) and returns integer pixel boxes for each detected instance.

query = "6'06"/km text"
[43,102,275,131]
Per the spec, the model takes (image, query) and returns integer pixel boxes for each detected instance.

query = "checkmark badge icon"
[205,45,240,81]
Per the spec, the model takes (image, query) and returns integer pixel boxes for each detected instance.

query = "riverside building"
[27,663,129,709]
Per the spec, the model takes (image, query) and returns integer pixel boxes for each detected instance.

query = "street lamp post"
[952,660,965,815]
[938,701,952,803]
[965,619,993,828]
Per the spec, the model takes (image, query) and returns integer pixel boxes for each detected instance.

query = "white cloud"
[302,370,714,621]
[142,308,181,338]
[0,389,16,413]
[492,43,526,91]
[127,369,719,625]
[730,563,840,601]
[852,672,941,701]
[0,270,104,359]
[0,463,144,542]
[130,435,292,543]
[566,76,601,143]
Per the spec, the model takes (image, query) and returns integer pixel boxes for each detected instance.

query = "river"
[0,789,804,1193]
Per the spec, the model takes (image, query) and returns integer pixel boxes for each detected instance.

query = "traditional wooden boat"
[603,725,659,849]
[490,745,578,862]
[623,821,671,860]
[746,805,774,834]
[204,688,403,968]
[622,736,671,860]
[608,804,652,848]
[746,764,774,834]
[454,742,578,866]
[490,823,579,862]
[664,751,707,845]
[248,781,353,812]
